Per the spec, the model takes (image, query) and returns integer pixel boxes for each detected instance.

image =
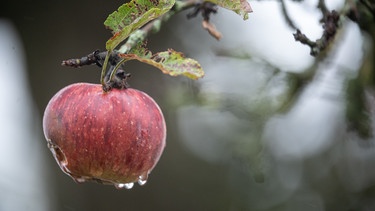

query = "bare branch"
[62,51,120,68]
[317,0,329,16]
[293,10,340,56]
[279,0,298,29]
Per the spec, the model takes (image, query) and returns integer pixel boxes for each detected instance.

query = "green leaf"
[119,44,204,80]
[206,0,252,20]
[104,0,175,50]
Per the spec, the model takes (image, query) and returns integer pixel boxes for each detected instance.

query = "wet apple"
[43,83,166,189]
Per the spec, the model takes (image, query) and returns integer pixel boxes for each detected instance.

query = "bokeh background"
[1,0,375,210]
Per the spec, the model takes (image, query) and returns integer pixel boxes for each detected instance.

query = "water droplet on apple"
[138,178,147,185]
[138,173,148,186]
[73,177,86,183]
[138,179,147,186]
[115,182,134,189]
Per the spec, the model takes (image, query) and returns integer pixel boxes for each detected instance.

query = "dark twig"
[293,0,339,56]
[293,30,316,49]
[317,0,329,17]
[321,10,340,39]
[62,50,121,68]
[279,0,298,29]
[62,50,102,68]
[187,2,218,21]
[293,10,340,56]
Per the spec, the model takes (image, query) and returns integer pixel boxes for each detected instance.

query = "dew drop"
[73,177,86,184]
[138,178,147,186]
[115,182,134,189]
[137,173,148,186]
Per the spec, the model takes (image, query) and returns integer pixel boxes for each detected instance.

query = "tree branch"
[293,10,340,56]
[279,0,298,29]
[317,0,329,16]
[62,0,199,69]
[61,50,120,68]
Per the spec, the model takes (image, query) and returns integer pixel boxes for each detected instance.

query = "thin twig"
[279,0,298,29]
[62,51,120,68]
[293,30,316,48]
[317,0,329,16]
[293,10,340,56]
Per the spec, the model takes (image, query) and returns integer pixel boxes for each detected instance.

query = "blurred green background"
[1,0,375,210]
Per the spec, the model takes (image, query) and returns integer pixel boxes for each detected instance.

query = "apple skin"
[43,83,166,187]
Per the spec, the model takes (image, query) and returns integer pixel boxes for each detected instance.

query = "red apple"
[43,83,166,189]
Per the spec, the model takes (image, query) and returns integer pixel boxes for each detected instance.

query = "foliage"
[120,42,204,79]
[101,0,252,82]
[205,0,252,20]
[104,0,175,51]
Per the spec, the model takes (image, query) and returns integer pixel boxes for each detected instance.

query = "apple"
[43,83,166,189]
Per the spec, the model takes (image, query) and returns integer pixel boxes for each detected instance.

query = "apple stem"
[101,52,111,88]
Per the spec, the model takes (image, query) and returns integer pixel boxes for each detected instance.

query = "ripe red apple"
[43,83,166,189]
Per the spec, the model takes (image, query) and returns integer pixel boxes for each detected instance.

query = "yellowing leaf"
[104,0,175,50]
[206,0,252,20]
[119,48,204,80]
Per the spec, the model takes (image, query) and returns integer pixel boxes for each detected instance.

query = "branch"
[279,0,298,29]
[292,0,375,56]
[61,50,120,67]
[293,10,340,56]
[293,29,316,49]
[317,0,329,16]
[62,0,198,68]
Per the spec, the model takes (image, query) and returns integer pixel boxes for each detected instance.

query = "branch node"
[293,10,340,56]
